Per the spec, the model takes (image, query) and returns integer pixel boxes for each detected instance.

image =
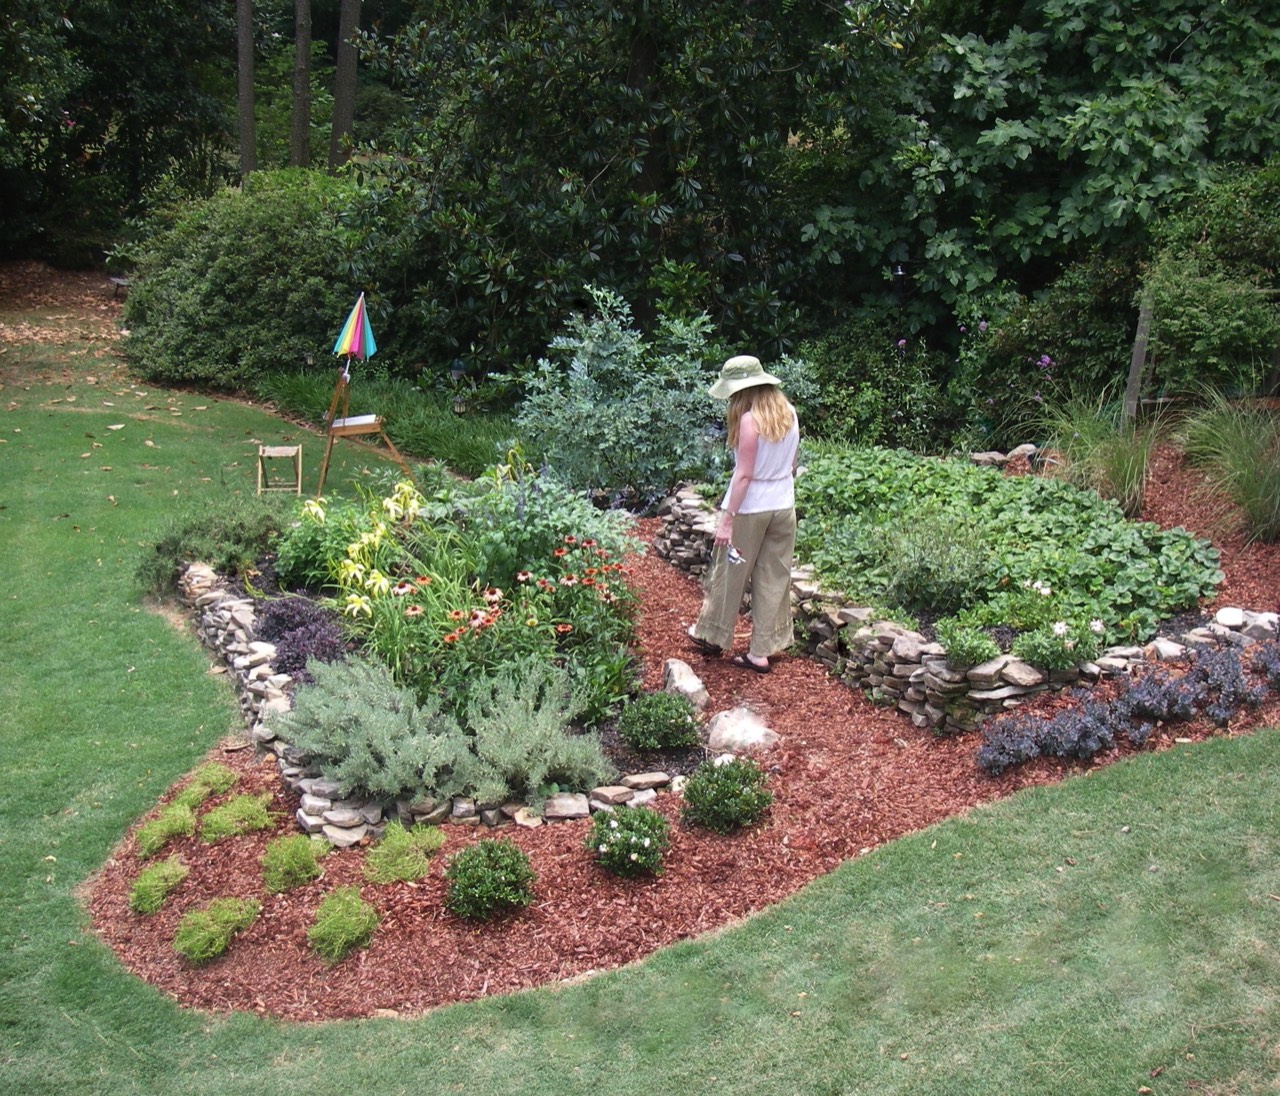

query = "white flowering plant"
[584,804,671,878]
[1011,618,1105,672]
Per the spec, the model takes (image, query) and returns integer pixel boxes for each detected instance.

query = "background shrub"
[122,170,363,390]
[680,757,773,833]
[444,839,537,921]
[173,898,260,965]
[615,691,702,753]
[973,250,1143,448]
[307,886,380,964]
[1143,251,1280,396]
[514,287,723,510]
[795,312,958,452]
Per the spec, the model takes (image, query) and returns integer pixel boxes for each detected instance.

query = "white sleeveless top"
[722,406,799,514]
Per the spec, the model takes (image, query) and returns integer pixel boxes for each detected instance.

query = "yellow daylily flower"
[337,558,366,584]
[342,593,372,618]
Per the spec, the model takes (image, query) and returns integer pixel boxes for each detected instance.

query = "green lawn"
[2,332,1279,1094]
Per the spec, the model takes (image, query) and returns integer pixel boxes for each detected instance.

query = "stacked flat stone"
[653,487,721,579]
[178,563,291,730]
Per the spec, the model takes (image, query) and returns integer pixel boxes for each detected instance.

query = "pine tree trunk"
[328,0,359,172]
[236,0,257,175]
[290,0,312,167]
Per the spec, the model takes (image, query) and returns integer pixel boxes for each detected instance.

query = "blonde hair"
[727,384,795,449]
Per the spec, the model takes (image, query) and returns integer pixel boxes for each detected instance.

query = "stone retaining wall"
[177,563,686,846]
[655,485,1278,735]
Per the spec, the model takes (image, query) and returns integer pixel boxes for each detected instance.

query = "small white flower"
[1038,584,1052,597]
[629,853,638,861]
[598,844,608,853]
[1052,621,1069,637]
[642,838,651,848]
[1089,619,1105,634]
[609,819,618,829]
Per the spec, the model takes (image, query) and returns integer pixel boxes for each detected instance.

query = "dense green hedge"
[122,170,362,391]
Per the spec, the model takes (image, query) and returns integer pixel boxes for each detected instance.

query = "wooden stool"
[257,444,302,495]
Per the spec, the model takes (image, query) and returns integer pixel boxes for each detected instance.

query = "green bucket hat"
[707,355,783,399]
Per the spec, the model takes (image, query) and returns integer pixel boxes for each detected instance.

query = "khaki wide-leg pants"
[693,506,797,658]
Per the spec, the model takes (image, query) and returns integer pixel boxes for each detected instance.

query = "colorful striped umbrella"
[332,292,377,361]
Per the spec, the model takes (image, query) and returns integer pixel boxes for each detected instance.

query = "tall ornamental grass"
[1179,392,1280,544]
[1034,392,1160,518]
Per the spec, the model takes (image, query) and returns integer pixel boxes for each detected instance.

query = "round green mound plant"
[444,839,537,921]
[585,805,671,877]
[680,757,773,834]
[615,691,701,752]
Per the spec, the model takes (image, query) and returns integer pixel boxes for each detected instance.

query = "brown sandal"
[729,653,771,674]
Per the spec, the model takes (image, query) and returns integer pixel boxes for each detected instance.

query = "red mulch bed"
[83,466,1280,1021]
[17,257,1269,1021]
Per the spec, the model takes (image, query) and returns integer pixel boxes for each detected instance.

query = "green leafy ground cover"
[796,445,1223,643]
[3,316,1280,1093]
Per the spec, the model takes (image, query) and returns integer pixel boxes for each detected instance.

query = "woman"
[688,355,800,673]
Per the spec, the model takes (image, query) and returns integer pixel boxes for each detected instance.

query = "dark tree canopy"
[350,0,911,365]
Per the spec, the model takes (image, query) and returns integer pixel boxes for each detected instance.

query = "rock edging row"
[654,485,1278,735]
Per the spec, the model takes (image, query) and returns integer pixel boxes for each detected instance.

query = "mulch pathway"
[8,259,1275,1021]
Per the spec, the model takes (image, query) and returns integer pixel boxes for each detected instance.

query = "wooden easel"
[316,362,412,495]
